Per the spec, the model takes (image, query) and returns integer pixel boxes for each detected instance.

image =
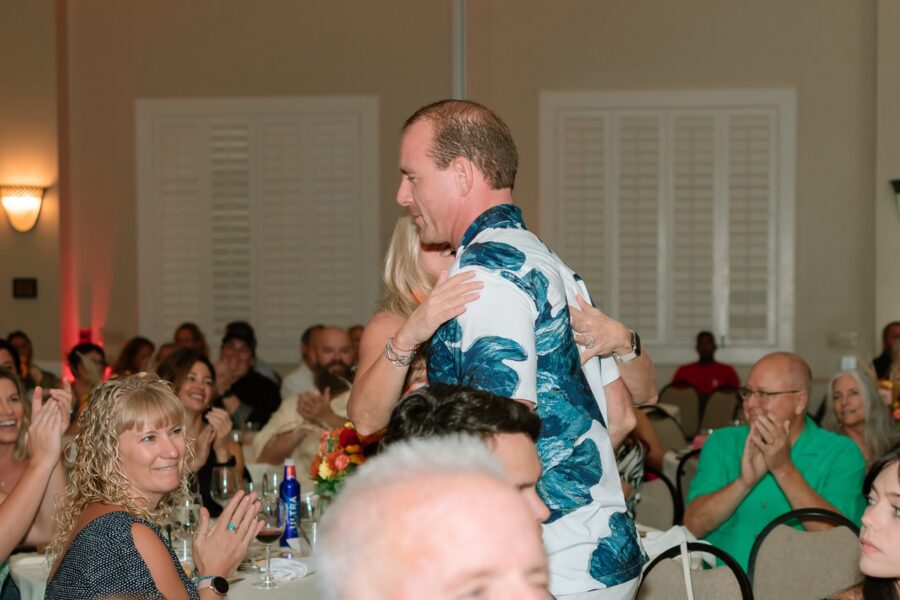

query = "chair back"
[748,508,861,600]
[699,386,740,432]
[635,466,681,529]
[659,382,702,438]
[638,542,753,600]
[641,405,688,451]
[675,448,701,506]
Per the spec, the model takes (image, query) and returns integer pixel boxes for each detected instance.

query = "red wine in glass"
[256,528,283,545]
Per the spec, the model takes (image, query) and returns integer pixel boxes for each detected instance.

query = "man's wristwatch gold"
[613,330,641,363]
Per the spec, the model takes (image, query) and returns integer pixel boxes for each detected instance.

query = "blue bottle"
[279,458,300,547]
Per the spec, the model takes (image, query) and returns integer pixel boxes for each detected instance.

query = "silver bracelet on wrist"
[384,336,418,367]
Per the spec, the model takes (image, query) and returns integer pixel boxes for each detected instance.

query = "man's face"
[742,356,805,427]
[491,433,550,523]
[396,119,461,246]
[311,328,353,376]
[175,327,199,350]
[364,475,550,599]
[696,335,716,362]
[221,339,253,380]
[9,336,31,363]
[884,325,900,354]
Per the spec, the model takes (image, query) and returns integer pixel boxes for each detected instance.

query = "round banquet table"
[8,552,322,600]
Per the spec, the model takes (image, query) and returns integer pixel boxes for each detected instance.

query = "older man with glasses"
[683,351,866,570]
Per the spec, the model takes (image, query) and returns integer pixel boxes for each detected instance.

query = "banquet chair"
[640,405,688,451]
[637,541,753,600]
[635,466,681,530]
[698,386,741,432]
[747,508,861,600]
[675,448,701,506]
[659,382,702,438]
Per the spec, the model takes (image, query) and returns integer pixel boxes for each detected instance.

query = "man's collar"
[792,415,819,453]
[459,204,525,249]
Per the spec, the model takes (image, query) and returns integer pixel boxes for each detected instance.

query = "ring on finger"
[227,522,237,532]
[584,335,595,349]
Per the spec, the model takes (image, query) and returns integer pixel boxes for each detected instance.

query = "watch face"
[212,576,229,594]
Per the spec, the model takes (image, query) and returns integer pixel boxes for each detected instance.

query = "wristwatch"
[197,576,229,596]
[613,330,641,363]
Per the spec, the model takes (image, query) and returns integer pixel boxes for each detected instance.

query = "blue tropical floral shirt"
[428,204,647,595]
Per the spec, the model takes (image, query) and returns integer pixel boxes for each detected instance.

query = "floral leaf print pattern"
[590,512,646,586]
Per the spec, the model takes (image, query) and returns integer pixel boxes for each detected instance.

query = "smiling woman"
[45,374,262,600]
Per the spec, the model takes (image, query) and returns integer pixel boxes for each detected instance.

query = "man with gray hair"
[317,436,550,600]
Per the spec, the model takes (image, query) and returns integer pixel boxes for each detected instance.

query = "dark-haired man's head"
[696,331,717,363]
[383,383,548,522]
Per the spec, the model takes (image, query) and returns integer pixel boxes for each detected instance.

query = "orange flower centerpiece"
[310,422,381,499]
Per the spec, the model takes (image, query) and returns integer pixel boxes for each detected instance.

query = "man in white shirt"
[252,326,353,483]
[279,324,324,404]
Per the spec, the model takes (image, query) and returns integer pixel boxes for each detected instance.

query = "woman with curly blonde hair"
[347,214,483,435]
[46,374,261,600]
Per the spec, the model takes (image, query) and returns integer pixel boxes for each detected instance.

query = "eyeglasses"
[738,387,802,402]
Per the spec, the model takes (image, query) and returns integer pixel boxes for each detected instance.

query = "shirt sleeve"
[453,267,539,402]
[814,439,867,525]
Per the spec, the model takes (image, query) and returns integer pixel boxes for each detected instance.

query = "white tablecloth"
[9,552,321,600]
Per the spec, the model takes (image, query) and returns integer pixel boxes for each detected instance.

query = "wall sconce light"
[1,186,45,232]
[892,180,900,217]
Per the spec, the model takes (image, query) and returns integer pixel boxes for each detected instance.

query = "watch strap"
[196,575,229,596]
[613,330,641,362]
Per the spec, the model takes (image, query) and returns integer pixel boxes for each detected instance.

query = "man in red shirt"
[672,331,740,396]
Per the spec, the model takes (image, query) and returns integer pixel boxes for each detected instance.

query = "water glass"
[210,466,239,508]
[262,472,281,498]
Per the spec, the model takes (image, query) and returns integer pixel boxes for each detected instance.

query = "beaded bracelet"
[384,336,418,367]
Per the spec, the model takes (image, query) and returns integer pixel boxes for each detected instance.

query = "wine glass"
[261,471,281,499]
[172,494,202,572]
[253,496,286,589]
[210,466,239,508]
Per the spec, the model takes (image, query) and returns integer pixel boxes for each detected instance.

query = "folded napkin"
[266,557,310,581]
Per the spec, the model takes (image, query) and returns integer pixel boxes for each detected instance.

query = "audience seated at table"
[45,374,260,600]
[381,383,549,522]
[822,369,897,464]
[0,368,69,598]
[829,443,900,600]
[684,352,866,570]
[318,435,549,599]
[111,336,155,378]
[672,331,740,397]
[155,349,247,517]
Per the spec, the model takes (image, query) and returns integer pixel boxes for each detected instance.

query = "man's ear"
[451,156,474,197]
[794,391,809,416]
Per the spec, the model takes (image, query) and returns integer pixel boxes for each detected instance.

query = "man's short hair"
[381,383,542,448]
[696,330,715,344]
[317,435,505,600]
[301,324,324,347]
[402,99,518,191]
[882,321,900,342]
[221,320,257,354]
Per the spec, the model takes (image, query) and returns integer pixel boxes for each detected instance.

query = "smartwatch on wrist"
[196,575,229,596]
[613,330,641,363]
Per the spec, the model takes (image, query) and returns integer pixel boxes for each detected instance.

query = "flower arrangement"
[310,422,380,499]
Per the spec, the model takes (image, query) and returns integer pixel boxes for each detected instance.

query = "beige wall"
[63,1,454,356]
[1,1,883,382]
[876,0,900,350]
[468,0,877,381]
[0,0,60,366]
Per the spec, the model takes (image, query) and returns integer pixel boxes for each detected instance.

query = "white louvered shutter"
[539,91,794,363]
[554,113,609,303]
[137,97,379,364]
[614,114,662,342]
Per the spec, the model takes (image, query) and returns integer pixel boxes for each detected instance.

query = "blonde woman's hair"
[380,214,435,319]
[0,367,29,460]
[46,373,193,559]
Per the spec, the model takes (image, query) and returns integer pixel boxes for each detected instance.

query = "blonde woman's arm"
[348,271,482,435]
